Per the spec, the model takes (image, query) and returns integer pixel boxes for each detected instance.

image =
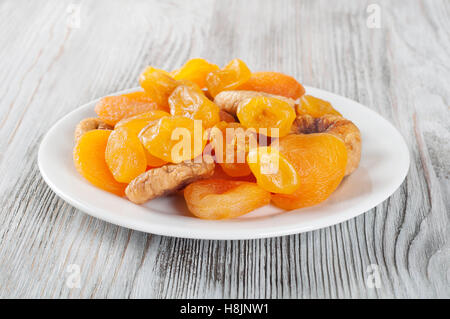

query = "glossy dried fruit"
[271,134,347,210]
[291,114,361,176]
[94,91,159,126]
[236,71,305,99]
[211,165,256,182]
[171,58,219,89]
[236,96,296,137]
[105,127,147,183]
[73,130,127,196]
[210,122,257,177]
[206,59,251,97]
[169,85,220,128]
[247,146,300,194]
[139,116,206,163]
[139,66,179,110]
[115,110,170,167]
[184,179,271,219]
[296,95,342,117]
[214,90,296,115]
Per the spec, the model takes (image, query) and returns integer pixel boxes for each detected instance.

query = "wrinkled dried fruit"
[105,127,147,183]
[73,130,127,196]
[171,58,220,89]
[184,179,271,219]
[237,96,296,137]
[94,91,159,126]
[210,122,257,177]
[74,117,112,144]
[206,59,251,97]
[126,158,215,204]
[169,85,220,128]
[115,110,170,167]
[247,146,300,194]
[271,134,347,210]
[296,95,342,117]
[139,66,179,110]
[236,71,305,99]
[139,116,206,163]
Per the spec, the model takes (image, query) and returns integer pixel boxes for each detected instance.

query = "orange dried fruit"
[115,110,170,167]
[236,71,305,99]
[211,165,256,182]
[219,110,236,123]
[271,134,347,210]
[296,95,342,117]
[94,91,159,126]
[73,130,127,196]
[171,58,220,89]
[236,96,296,137]
[206,59,251,97]
[105,127,147,183]
[139,66,179,110]
[247,146,300,194]
[168,85,220,128]
[139,116,206,163]
[184,179,271,219]
[210,122,257,177]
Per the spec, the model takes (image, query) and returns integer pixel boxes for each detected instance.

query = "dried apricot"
[219,110,236,123]
[247,146,300,194]
[184,179,271,219]
[139,116,206,163]
[211,165,256,182]
[94,91,159,126]
[73,130,127,196]
[210,122,257,177]
[236,71,305,99]
[171,58,219,89]
[105,127,147,183]
[115,111,170,167]
[169,85,220,128]
[271,134,347,210]
[139,66,179,110]
[236,96,295,137]
[206,59,251,97]
[296,95,342,117]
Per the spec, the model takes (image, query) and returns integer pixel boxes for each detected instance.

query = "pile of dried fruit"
[73,58,361,219]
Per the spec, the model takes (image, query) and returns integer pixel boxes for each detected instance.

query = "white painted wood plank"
[0,0,448,298]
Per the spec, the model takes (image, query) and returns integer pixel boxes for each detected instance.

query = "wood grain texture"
[0,0,448,298]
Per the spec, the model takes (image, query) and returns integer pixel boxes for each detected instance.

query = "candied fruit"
[94,91,160,126]
[236,96,296,137]
[296,95,342,117]
[73,130,127,196]
[169,85,220,128]
[171,58,219,89]
[236,71,305,99]
[105,127,147,183]
[247,146,300,194]
[139,116,206,163]
[206,59,251,97]
[139,66,179,110]
[184,179,271,219]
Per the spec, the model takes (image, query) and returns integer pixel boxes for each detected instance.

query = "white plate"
[38,87,410,240]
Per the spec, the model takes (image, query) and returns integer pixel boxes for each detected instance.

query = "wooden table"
[0,0,448,298]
